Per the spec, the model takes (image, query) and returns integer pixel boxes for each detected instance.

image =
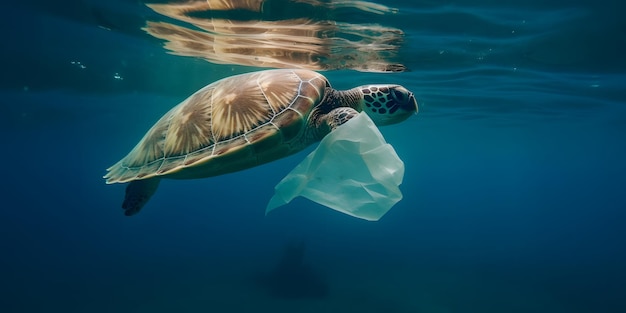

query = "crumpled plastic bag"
[266,113,404,221]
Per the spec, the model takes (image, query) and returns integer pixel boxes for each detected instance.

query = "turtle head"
[359,85,418,126]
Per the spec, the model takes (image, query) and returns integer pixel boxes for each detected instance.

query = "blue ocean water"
[1,0,625,312]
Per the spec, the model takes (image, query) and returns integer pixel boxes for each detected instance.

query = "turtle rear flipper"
[122,178,161,216]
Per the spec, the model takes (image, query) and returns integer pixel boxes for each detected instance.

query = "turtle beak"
[409,92,418,115]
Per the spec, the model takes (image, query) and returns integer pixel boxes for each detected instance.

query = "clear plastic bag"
[266,113,404,221]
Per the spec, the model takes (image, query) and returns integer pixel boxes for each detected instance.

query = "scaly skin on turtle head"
[359,85,418,126]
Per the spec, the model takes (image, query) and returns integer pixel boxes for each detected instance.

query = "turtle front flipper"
[325,107,360,131]
[122,178,161,216]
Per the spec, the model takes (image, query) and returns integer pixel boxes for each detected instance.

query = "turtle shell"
[105,69,329,183]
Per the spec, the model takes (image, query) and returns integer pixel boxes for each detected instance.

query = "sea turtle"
[104,69,417,216]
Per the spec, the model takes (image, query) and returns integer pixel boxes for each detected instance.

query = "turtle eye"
[391,88,405,103]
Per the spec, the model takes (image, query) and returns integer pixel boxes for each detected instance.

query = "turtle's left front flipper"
[325,107,360,131]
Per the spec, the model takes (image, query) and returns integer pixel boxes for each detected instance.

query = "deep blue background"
[1,1,625,312]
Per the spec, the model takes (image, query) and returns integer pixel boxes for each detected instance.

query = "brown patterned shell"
[104,69,328,184]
